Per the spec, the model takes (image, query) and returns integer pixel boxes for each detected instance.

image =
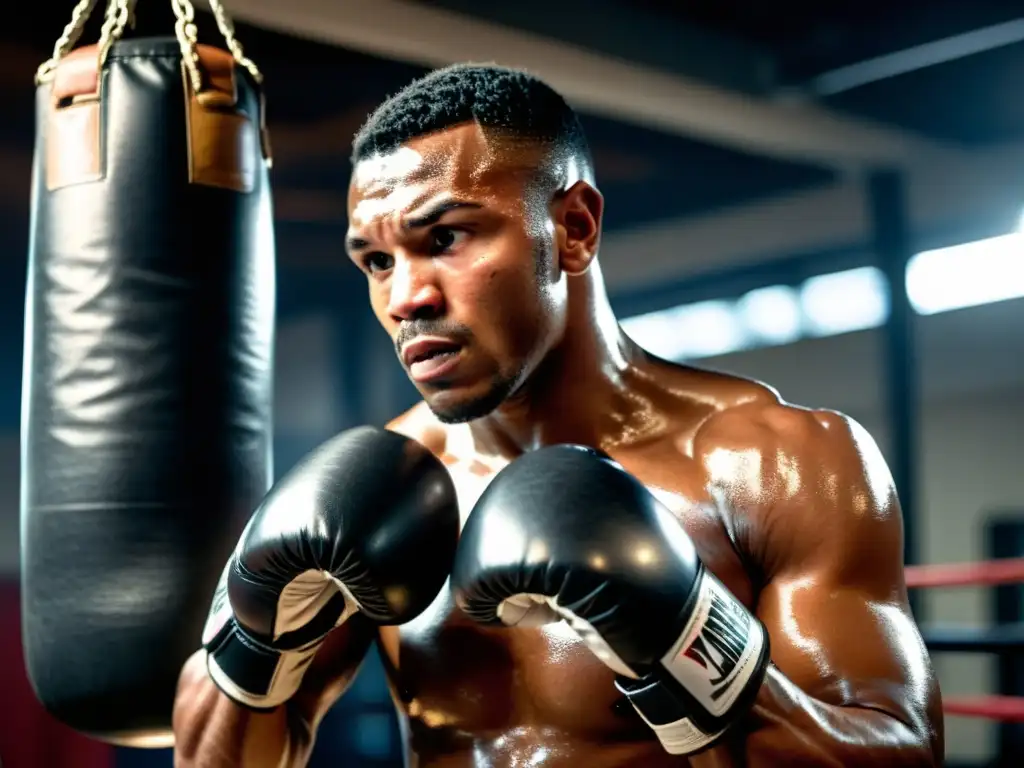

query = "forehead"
[347,122,536,226]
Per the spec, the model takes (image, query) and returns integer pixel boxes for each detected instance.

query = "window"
[736,285,802,345]
[621,231,1023,361]
[800,267,889,337]
[906,233,1024,315]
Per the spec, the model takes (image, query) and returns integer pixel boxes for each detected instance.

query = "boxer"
[173,64,943,766]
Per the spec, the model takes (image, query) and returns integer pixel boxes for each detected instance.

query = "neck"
[468,264,653,457]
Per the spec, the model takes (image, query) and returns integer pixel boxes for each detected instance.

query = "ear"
[553,181,603,276]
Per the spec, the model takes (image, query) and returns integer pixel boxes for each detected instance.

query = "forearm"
[173,652,312,768]
[730,666,937,768]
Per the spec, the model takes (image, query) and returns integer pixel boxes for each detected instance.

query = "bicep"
[755,412,937,725]
[757,573,933,722]
[760,520,938,734]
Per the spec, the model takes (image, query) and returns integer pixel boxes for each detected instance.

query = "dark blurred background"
[1,1,1022,765]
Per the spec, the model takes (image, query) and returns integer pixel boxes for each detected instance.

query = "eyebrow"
[346,199,483,253]
[406,200,483,229]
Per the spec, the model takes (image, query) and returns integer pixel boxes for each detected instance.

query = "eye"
[428,227,469,256]
[364,251,394,274]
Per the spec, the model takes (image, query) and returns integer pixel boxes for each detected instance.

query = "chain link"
[169,0,203,92]
[207,0,262,84]
[97,0,133,67]
[35,0,101,84]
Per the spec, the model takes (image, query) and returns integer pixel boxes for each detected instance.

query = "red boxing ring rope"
[942,696,1024,722]
[905,557,1024,723]
[905,558,1024,589]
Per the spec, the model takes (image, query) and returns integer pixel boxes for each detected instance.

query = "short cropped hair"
[351,63,593,183]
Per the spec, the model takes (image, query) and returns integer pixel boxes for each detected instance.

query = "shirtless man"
[173,64,943,767]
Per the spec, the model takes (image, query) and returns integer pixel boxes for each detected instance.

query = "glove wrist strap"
[205,620,325,711]
[615,571,772,755]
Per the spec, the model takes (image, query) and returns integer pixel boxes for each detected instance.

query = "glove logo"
[663,573,766,717]
[682,588,749,700]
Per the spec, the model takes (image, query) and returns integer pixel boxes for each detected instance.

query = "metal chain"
[207,0,263,84]
[169,0,204,92]
[35,0,101,83]
[37,0,264,93]
[97,0,134,66]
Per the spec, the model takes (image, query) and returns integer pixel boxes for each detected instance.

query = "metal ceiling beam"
[808,17,1024,96]
[598,141,1024,293]
[209,0,960,171]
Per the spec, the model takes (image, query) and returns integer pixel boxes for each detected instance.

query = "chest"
[380,454,758,737]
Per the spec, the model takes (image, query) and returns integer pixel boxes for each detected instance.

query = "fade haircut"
[351,63,594,190]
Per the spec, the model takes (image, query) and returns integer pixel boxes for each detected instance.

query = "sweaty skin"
[380,384,941,768]
[172,121,942,767]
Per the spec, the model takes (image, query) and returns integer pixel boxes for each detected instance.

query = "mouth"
[402,338,464,383]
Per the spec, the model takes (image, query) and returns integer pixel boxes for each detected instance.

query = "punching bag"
[21,1,275,745]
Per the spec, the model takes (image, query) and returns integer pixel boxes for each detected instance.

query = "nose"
[387,255,444,322]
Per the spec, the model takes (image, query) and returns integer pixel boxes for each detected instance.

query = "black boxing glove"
[451,445,769,755]
[202,426,458,710]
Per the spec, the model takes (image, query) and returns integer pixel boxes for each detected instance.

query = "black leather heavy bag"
[21,37,275,743]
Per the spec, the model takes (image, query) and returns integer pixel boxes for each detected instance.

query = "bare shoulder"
[686,380,900,576]
[649,362,887,499]
[696,394,871,457]
[386,401,449,459]
[695,394,888,486]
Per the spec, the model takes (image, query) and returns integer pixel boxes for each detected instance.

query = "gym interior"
[0,2,1021,766]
